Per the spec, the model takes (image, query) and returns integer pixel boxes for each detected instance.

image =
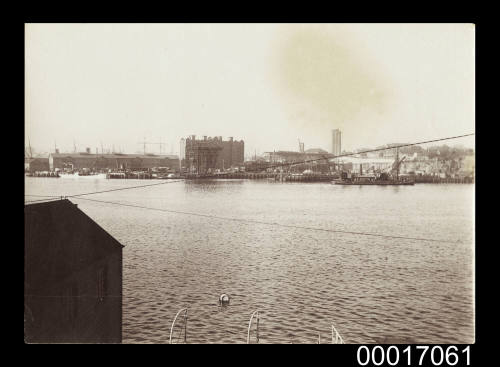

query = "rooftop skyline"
[25,24,475,155]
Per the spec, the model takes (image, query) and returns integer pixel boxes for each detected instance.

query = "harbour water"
[25,177,474,344]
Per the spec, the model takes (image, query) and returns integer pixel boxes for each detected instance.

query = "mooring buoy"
[219,293,230,306]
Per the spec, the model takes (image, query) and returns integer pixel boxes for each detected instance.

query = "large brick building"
[180,135,244,174]
[217,137,244,170]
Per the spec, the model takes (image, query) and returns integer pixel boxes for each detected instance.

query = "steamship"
[333,150,414,186]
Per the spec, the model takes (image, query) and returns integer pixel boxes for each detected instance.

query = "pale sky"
[25,23,475,157]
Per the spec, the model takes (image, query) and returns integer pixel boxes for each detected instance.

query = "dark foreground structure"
[25,199,123,343]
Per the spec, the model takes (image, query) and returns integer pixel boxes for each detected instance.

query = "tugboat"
[333,149,415,186]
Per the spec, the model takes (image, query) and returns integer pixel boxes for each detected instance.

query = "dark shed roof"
[25,199,123,292]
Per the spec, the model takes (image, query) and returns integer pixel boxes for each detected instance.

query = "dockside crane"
[390,148,407,179]
[377,148,407,181]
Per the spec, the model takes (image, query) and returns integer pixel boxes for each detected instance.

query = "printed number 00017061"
[357,346,470,366]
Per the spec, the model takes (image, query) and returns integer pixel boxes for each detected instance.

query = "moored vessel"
[333,148,415,186]
[59,171,107,179]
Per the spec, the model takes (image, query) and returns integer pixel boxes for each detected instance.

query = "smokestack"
[55,149,60,154]
[229,137,233,142]
[86,147,91,154]
[203,136,207,141]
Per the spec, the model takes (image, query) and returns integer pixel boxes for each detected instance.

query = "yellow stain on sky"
[271,24,474,151]
[25,24,474,154]
[273,25,391,135]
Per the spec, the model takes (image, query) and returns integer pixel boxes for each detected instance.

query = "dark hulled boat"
[333,148,415,186]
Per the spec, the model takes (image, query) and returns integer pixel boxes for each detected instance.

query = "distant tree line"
[398,144,474,160]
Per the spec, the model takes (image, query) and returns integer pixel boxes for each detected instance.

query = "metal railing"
[169,308,188,344]
[247,310,260,344]
[331,323,344,344]
[166,308,344,344]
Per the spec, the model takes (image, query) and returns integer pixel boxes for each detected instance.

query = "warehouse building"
[263,150,334,164]
[25,157,50,173]
[262,150,335,173]
[216,136,245,170]
[49,152,179,172]
[180,135,244,174]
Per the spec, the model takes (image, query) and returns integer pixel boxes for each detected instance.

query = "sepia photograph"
[24,23,475,345]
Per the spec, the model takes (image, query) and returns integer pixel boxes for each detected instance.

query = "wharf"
[185,172,276,180]
[334,180,414,186]
[185,172,334,182]
[26,171,60,178]
[414,176,474,184]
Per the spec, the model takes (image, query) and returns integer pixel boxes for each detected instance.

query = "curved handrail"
[247,310,260,344]
[331,323,344,344]
[169,308,188,344]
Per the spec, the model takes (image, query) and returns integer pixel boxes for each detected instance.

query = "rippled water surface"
[25,177,474,343]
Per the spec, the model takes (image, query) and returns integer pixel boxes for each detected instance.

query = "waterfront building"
[25,157,50,172]
[181,135,244,174]
[179,138,186,160]
[263,150,334,164]
[304,148,329,154]
[263,150,335,173]
[460,155,475,177]
[25,199,123,343]
[331,129,342,156]
[218,136,245,170]
[49,152,179,172]
[339,156,394,174]
[377,143,409,158]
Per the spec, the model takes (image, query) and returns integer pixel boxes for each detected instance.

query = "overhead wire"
[25,133,474,244]
[264,133,475,170]
[25,194,62,198]
[24,133,473,200]
[24,180,185,202]
[67,179,185,198]
[24,197,63,204]
[71,196,463,244]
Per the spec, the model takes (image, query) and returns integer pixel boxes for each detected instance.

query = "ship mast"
[396,147,399,180]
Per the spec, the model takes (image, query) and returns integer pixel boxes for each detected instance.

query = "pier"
[414,175,474,184]
[183,172,473,183]
[184,172,334,182]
